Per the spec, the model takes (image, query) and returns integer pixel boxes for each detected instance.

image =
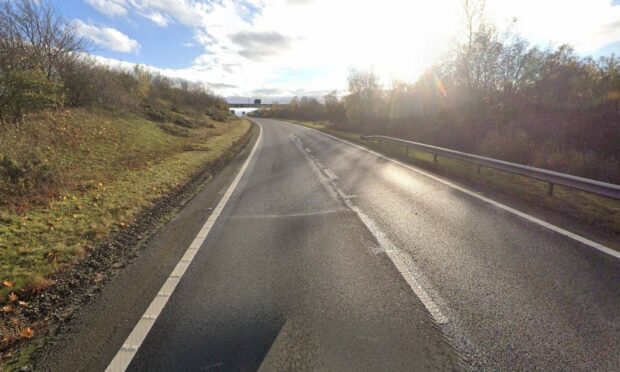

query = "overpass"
[227,99,288,108]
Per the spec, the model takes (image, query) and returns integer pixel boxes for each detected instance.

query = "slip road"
[67,118,620,370]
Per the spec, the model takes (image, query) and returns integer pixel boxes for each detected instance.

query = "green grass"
[0,108,250,299]
[288,120,620,237]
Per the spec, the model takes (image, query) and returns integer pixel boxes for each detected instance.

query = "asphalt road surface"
[107,118,619,371]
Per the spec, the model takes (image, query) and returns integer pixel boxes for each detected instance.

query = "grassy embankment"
[0,107,250,301]
[288,120,620,236]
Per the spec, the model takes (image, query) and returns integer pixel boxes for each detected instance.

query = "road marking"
[290,130,449,325]
[230,209,349,219]
[106,123,263,372]
[288,122,620,260]
[324,168,338,181]
[345,201,449,324]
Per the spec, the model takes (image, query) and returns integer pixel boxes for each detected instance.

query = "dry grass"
[0,108,250,300]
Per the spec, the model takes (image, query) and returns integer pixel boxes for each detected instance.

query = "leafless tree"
[0,0,85,123]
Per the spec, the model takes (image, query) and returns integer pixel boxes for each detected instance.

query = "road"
[108,118,619,371]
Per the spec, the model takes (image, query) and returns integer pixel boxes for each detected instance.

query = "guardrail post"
[547,182,554,197]
[359,134,620,201]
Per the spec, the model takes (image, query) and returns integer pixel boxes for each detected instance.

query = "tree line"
[0,0,229,126]
[254,1,620,183]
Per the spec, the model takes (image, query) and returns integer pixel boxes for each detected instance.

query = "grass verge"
[287,120,620,240]
[0,108,250,302]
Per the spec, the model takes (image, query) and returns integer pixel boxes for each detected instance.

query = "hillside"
[0,105,250,351]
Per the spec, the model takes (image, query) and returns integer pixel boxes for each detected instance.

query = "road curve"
[120,118,619,370]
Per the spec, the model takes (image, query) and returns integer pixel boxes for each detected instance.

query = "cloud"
[233,0,263,23]
[85,0,128,16]
[229,31,293,60]
[250,88,284,95]
[75,20,140,53]
[85,0,217,26]
[142,11,169,27]
[83,0,620,100]
[208,82,238,89]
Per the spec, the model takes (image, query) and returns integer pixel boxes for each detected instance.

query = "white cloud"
[83,0,620,99]
[85,0,128,16]
[486,0,620,52]
[142,11,169,27]
[75,20,140,53]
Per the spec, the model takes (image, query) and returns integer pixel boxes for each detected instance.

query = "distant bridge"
[227,99,287,108]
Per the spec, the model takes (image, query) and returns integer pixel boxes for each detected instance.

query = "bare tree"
[344,67,381,128]
[0,0,85,123]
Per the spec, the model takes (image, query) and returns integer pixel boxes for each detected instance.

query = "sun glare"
[291,0,461,86]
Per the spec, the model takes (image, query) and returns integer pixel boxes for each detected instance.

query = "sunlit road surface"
[124,118,619,371]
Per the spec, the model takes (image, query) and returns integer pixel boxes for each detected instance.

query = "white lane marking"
[290,130,449,325]
[287,122,620,260]
[346,202,449,324]
[106,124,263,372]
[324,169,338,181]
[230,209,349,219]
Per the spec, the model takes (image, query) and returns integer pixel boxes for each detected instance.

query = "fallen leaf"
[18,301,28,307]
[20,327,33,339]
[2,280,13,287]
[8,292,18,302]
[1,305,12,313]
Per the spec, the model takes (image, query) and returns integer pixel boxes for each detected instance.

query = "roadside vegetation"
[0,0,250,352]
[253,0,620,186]
[289,120,620,236]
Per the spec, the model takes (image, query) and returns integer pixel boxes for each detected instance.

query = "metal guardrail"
[361,135,620,200]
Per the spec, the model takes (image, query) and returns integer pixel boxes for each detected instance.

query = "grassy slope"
[288,120,620,238]
[0,108,250,299]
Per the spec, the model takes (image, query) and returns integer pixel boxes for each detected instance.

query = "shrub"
[206,107,229,122]
[158,123,189,137]
[479,130,533,164]
[172,114,194,128]
[0,153,58,205]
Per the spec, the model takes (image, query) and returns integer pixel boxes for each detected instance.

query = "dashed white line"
[105,123,263,372]
[230,209,349,219]
[290,129,449,325]
[324,169,338,181]
[288,122,620,260]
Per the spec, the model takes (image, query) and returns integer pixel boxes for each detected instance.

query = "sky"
[53,0,620,103]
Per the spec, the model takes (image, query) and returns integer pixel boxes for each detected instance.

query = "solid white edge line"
[105,122,263,372]
[288,121,620,260]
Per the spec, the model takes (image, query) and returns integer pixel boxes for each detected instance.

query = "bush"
[206,107,229,122]
[0,153,58,205]
[479,130,533,164]
[0,0,82,124]
[172,114,194,128]
[158,123,189,137]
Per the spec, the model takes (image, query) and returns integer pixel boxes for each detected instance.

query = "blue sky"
[51,1,620,102]
[56,1,199,68]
